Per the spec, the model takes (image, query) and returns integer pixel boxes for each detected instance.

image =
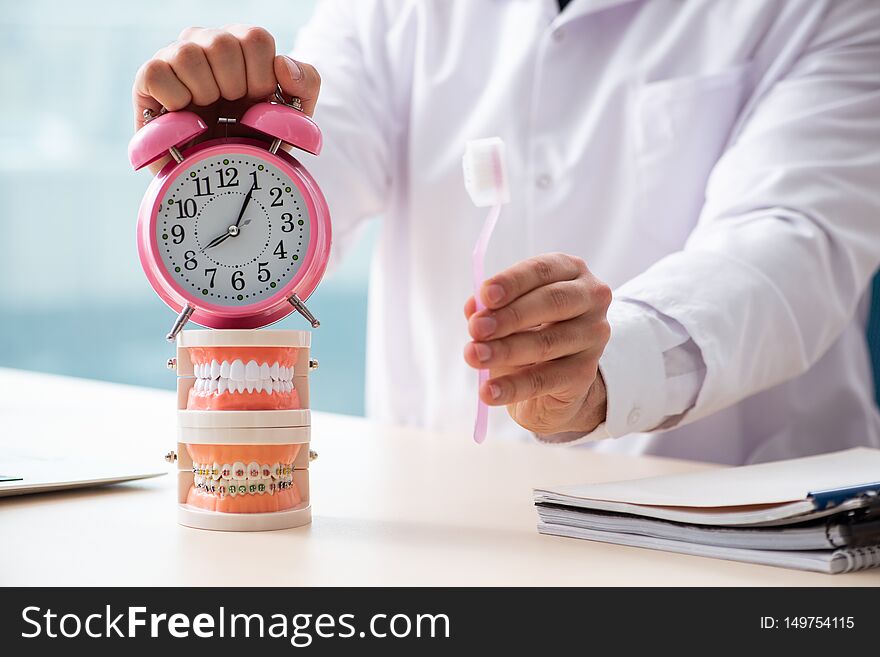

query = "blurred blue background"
[0,0,374,415]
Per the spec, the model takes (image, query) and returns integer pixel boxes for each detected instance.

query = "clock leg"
[289,294,320,328]
[166,304,195,342]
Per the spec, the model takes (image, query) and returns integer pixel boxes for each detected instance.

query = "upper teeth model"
[185,347,301,411]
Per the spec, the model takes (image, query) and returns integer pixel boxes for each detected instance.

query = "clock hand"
[234,182,256,229]
[201,184,257,252]
[201,230,233,252]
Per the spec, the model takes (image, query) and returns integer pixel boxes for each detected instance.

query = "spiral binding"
[838,544,880,572]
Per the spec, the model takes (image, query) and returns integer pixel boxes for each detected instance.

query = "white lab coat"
[293,0,880,464]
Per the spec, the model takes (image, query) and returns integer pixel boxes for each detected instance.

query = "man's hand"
[132,25,321,173]
[464,253,612,435]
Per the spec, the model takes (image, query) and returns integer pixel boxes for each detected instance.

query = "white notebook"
[534,448,880,574]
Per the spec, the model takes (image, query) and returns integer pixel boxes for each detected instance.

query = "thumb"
[273,55,321,117]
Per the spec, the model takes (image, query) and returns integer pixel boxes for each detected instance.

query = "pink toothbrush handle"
[472,205,501,444]
[474,369,489,443]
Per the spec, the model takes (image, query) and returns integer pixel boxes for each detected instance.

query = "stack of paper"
[534,448,880,574]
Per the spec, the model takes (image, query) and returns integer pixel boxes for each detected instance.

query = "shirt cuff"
[533,298,676,446]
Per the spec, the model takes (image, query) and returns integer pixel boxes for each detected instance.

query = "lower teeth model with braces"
[184,443,304,514]
[191,462,295,497]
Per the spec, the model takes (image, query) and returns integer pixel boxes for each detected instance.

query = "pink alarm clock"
[129,88,331,340]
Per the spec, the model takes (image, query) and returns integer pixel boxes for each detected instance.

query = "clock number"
[175,199,197,219]
[204,268,217,288]
[184,250,197,271]
[249,171,261,190]
[269,187,284,207]
[273,240,288,259]
[231,270,245,291]
[216,167,239,188]
[258,262,271,283]
[280,212,294,232]
[171,224,185,244]
[193,176,213,197]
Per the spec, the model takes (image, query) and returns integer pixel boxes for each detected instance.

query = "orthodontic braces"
[191,461,296,497]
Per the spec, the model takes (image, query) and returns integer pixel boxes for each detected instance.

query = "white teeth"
[227,484,236,497]
[247,461,261,479]
[221,464,231,479]
[270,462,280,479]
[230,359,245,381]
[232,462,246,480]
[212,462,221,480]
[245,360,260,381]
[191,358,293,397]
[261,463,272,478]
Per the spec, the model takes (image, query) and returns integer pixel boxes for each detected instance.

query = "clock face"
[156,151,311,307]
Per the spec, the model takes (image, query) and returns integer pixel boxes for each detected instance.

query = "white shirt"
[293,0,880,464]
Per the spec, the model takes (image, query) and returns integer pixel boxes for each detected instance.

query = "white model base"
[178,503,312,532]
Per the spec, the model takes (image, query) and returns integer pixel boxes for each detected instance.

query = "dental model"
[172,329,314,531]
[462,137,511,444]
[186,347,300,410]
[185,444,301,513]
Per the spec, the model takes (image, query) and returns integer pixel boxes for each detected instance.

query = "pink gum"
[187,388,300,411]
[187,346,298,369]
[186,444,301,464]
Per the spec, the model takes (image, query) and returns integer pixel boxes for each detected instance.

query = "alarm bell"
[128,110,208,170]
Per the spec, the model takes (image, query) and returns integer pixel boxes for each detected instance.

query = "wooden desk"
[1,368,876,586]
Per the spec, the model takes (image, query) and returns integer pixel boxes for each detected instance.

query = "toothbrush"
[462,137,511,444]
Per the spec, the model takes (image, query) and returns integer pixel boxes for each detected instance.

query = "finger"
[187,28,247,101]
[225,25,277,99]
[159,41,220,106]
[468,278,600,341]
[481,354,597,406]
[274,56,321,117]
[480,252,587,309]
[463,296,477,320]
[133,58,192,120]
[465,315,608,369]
